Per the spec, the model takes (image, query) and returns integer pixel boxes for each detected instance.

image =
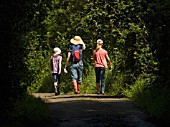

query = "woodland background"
[0,0,170,123]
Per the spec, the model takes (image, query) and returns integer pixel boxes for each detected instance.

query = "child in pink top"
[50,47,62,95]
[93,39,112,95]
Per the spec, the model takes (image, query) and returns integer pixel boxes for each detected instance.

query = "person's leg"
[57,74,60,95]
[72,80,78,94]
[77,83,81,94]
[95,67,101,94]
[58,73,61,84]
[77,63,83,94]
[53,74,59,95]
[70,64,78,94]
[100,67,106,95]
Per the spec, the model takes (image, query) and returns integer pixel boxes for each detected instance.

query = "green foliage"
[128,75,157,98]
[2,0,169,122]
[21,0,158,94]
[105,71,126,97]
[81,66,96,94]
[130,78,168,117]
[8,95,49,126]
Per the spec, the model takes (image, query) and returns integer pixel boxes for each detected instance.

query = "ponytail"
[95,43,102,51]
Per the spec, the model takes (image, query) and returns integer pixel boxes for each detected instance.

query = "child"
[50,47,62,95]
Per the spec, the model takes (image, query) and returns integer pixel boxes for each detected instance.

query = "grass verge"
[0,95,50,127]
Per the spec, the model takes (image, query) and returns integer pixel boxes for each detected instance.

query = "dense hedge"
[1,0,170,120]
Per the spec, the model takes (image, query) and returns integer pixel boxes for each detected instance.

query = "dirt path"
[32,93,159,127]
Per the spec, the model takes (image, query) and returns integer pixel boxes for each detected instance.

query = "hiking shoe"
[96,91,100,94]
[57,88,60,95]
[55,90,60,96]
[74,92,79,94]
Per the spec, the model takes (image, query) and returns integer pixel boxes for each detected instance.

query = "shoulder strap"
[71,45,80,54]
[71,44,82,61]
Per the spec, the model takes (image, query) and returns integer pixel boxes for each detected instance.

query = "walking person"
[64,36,86,94]
[93,39,112,95]
[50,47,62,96]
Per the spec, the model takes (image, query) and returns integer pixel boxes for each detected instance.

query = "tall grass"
[126,75,170,119]
[1,95,50,127]
[33,66,130,96]
[81,67,96,94]
[105,71,127,97]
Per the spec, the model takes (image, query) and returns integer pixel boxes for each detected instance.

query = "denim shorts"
[70,61,83,83]
[52,73,61,84]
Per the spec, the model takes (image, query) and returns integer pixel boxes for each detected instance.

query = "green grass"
[1,95,50,127]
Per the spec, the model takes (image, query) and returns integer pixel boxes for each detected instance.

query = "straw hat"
[54,47,61,55]
[70,36,84,45]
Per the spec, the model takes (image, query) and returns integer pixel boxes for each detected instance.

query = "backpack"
[71,44,82,62]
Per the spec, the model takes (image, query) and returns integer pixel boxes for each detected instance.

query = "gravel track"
[32,93,159,127]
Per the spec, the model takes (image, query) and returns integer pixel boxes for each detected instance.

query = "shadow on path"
[32,93,159,127]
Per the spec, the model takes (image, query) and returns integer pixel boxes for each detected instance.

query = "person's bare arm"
[82,43,86,50]
[106,54,112,71]
[58,57,62,74]
[79,41,86,50]
[64,52,71,69]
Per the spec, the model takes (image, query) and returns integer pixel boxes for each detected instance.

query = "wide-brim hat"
[70,36,84,45]
[54,47,61,55]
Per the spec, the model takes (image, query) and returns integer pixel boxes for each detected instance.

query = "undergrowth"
[0,95,50,127]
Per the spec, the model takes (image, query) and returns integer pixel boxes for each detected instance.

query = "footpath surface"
[32,93,159,127]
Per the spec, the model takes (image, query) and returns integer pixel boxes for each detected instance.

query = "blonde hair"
[95,43,103,51]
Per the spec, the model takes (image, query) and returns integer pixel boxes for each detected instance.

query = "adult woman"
[64,36,86,94]
[93,39,112,95]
